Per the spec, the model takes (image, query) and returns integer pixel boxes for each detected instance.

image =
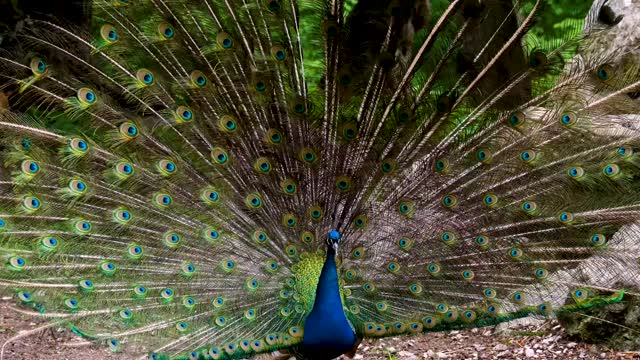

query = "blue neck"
[301,245,356,359]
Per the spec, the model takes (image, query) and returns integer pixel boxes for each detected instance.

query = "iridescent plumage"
[0,0,639,359]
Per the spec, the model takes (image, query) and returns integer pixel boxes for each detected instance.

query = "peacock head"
[326,229,341,251]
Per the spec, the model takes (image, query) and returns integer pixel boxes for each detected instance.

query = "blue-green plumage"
[301,231,357,359]
[0,0,638,359]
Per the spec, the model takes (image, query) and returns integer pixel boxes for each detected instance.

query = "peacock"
[0,0,639,358]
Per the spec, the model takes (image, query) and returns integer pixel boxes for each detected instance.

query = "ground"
[0,297,637,360]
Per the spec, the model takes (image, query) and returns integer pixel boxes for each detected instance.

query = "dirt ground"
[0,297,637,360]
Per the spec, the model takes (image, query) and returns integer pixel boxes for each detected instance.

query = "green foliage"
[297,0,594,89]
[527,0,592,42]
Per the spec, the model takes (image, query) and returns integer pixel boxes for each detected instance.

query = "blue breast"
[301,245,357,359]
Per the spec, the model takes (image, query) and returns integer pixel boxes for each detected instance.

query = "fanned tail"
[0,0,638,359]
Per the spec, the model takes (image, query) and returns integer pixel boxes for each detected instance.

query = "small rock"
[436,352,449,359]
[387,346,397,353]
[473,344,485,351]
[353,355,363,360]
[398,350,418,360]
[423,350,434,359]
[525,348,535,357]
[600,353,607,359]
[494,343,508,351]
[496,351,510,358]
[567,342,578,348]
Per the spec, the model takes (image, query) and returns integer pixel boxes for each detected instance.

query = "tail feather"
[0,0,638,358]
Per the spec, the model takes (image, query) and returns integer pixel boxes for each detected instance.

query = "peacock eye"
[212,148,229,164]
[475,235,489,247]
[435,158,449,172]
[617,145,633,157]
[100,24,119,43]
[9,256,27,270]
[568,166,585,178]
[603,163,620,177]
[476,148,492,163]
[115,209,132,223]
[560,111,577,126]
[483,194,498,207]
[245,193,263,209]
[520,150,536,162]
[270,45,287,61]
[23,196,42,211]
[590,233,606,247]
[65,298,79,309]
[136,69,154,86]
[596,64,613,81]
[442,194,457,207]
[217,32,234,49]
[18,290,32,303]
[69,179,88,195]
[68,138,89,155]
[21,159,40,175]
[264,129,284,145]
[509,112,526,127]
[223,38,232,47]
[558,212,574,224]
[529,51,548,68]
[175,106,194,123]
[41,236,60,250]
[158,23,175,39]
[300,148,317,164]
[115,162,134,177]
[30,57,48,76]
[75,220,91,233]
[158,159,177,176]
[78,88,97,105]
[255,80,267,92]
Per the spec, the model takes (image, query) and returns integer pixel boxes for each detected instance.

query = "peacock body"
[0,0,638,359]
